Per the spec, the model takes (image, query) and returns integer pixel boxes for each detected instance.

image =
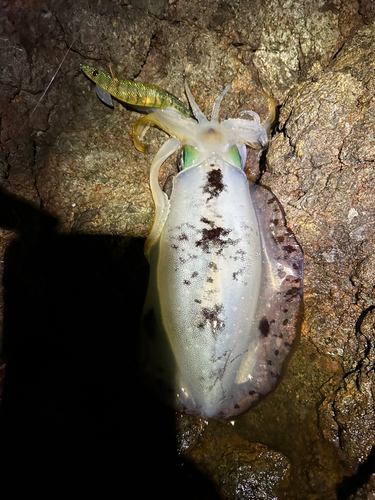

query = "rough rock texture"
[1,0,375,498]
[347,473,375,500]
[177,413,291,499]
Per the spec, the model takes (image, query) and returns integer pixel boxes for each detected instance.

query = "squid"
[83,66,303,419]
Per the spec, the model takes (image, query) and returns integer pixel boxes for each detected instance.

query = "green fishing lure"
[82,65,190,118]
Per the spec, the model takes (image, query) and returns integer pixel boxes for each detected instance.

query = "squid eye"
[226,145,242,169]
[180,145,200,170]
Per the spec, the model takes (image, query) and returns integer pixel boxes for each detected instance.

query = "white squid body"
[138,83,303,419]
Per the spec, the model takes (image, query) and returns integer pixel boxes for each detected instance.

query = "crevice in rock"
[355,305,375,368]
[68,45,87,60]
[133,32,157,80]
[336,446,375,499]
[278,116,297,156]
[332,44,344,61]
[346,306,375,373]
[257,147,269,180]
[356,305,375,332]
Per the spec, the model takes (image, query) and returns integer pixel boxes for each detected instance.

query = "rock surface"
[1,0,375,498]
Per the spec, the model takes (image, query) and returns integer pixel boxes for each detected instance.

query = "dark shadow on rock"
[0,187,219,498]
[337,447,375,499]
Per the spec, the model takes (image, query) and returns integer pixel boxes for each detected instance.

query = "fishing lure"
[84,68,303,419]
[82,65,190,119]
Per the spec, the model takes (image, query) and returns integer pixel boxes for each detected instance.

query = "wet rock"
[346,473,375,500]
[176,412,208,454]
[215,443,290,499]
[320,308,375,467]
[1,0,375,498]
[176,414,290,499]
[253,15,375,494]
[252,0,361,100]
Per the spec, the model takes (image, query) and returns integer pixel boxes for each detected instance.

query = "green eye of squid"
[180,145,200,170]
[226,145,242,169]
[179,145,242,170]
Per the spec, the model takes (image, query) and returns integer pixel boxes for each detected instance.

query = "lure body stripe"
[82,65,191,117]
